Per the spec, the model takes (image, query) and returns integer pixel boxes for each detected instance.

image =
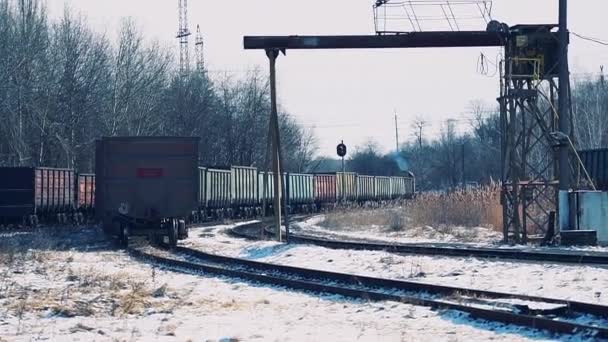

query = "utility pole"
[558,0,570,191]
[195,24,204,74]
[177,0,191,77]
[394,109,400,151]
[558,0,571,230]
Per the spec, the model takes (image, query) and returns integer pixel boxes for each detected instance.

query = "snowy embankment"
[0,225,603,341]
[185,221,608,307]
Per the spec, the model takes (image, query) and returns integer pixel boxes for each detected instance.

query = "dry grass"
[320,185,503,237]
[405,185,503,231]
[320,208,404,231]
[0,229,178,325]
[1,264,166,320]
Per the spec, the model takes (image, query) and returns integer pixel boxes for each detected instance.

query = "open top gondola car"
[0,167,76,225]
[95,136,199,247]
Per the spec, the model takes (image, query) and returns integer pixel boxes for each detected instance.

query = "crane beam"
[244,31,505,50]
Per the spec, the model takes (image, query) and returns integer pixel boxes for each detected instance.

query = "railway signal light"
[337,141,347,157]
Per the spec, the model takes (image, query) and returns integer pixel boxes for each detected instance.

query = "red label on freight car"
[136,168,164,178]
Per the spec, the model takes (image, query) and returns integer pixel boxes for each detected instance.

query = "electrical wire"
[571,32,608,46]
[476,52,501,78]
[374,0,492,33]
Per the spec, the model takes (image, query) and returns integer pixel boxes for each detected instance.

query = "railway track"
[129,223,608,339]
[289,233,608,265]
[230,219,608,266]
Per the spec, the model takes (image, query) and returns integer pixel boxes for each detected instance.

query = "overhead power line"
[571,32,608,46]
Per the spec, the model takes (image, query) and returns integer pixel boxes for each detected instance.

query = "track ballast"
[129,222,608,339]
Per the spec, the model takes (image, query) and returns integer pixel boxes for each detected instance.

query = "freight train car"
[77,173,95,217]
[286,173,314,213]
[95,136,199,247]
[375,176,392,201]
[314,174,337,209]
[579,149,608,191]
[0,167,77,225]
[194,167,207,222]
[391,174,416,199]
[258,171,275,214]
[205,168,232,219]
[357,175,375,202]
[1,153,416,227]
[337,172,357,202]
[232,166,258,217]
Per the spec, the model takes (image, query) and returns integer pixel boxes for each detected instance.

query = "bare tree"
[0,8,317,172]
[0,0,49,166]
[48,7,111,169]
[572,72,608,149]
[411,116,428,149]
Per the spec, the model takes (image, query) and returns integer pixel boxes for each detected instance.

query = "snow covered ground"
[185,221,608,306]
[294,215,608,253]
[0,225,605,341]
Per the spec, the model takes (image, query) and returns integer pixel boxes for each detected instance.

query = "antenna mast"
[195,24,204,73]
[177,0,191,76]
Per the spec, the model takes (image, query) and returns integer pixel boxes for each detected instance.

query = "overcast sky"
[46,0,608,157]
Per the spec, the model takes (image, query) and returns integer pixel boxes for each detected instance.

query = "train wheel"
[168,219,178,248]
[114,221,128,248]
[178,219,188,240]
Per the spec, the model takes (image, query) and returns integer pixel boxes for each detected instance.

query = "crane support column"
[266,49,290,242]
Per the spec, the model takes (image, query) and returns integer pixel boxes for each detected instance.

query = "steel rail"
[175,245,608,317]
[129,246,608,339]
[229,220,608,266]
[288,233,608,265]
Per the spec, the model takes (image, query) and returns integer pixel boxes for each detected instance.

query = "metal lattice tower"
[177,0,191,76]
[499,24,573,244]
[195,24,204,73]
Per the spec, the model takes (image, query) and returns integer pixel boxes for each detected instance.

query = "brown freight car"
[77,173,95,215]
[95,137,200,247]
[0,167,76,225]
[314,174,337,209]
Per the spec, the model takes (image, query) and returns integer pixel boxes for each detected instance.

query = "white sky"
[46,0,608,157]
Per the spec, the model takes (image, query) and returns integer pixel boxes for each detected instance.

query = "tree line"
[0,0,316,172]
[347,74,607,190]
